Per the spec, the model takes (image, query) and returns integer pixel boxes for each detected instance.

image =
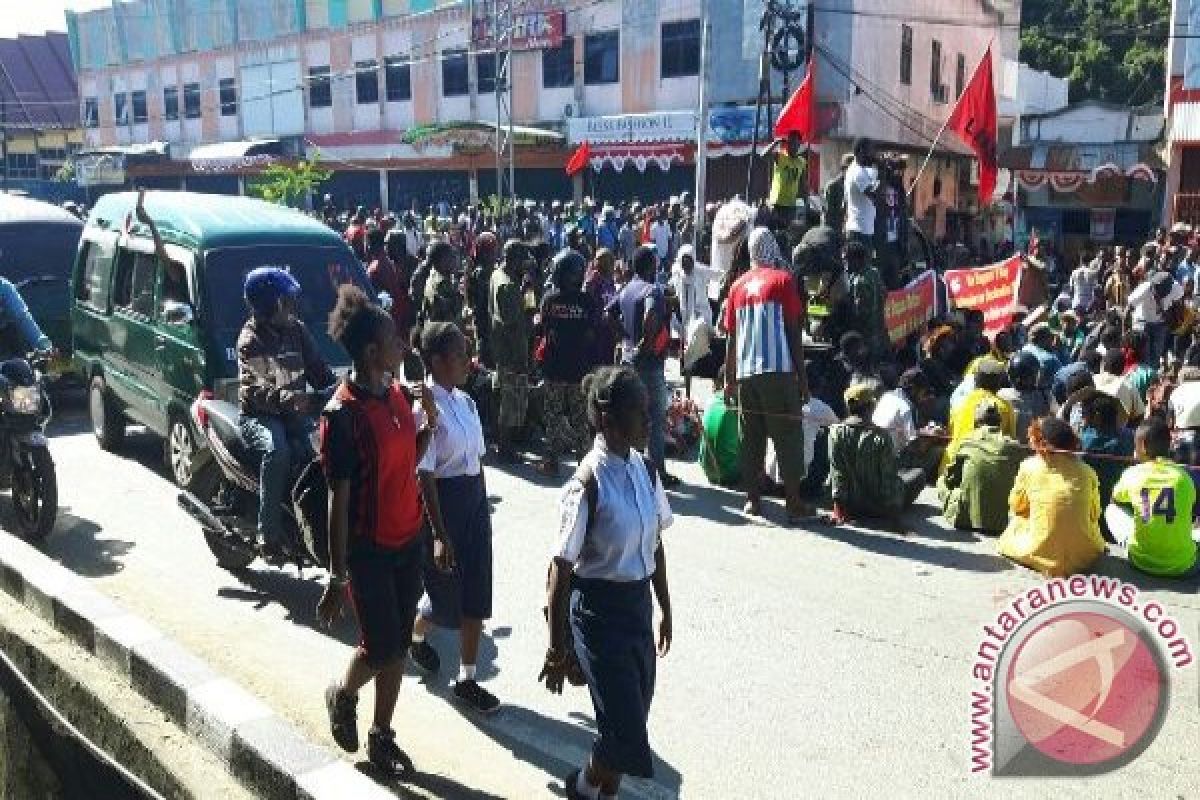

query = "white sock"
[460,663,477,682]
[575,769,600,800]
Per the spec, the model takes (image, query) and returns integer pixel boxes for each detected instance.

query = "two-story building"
[0,32,86,204]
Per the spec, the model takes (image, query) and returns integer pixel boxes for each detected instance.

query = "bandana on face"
[748,226,783,269]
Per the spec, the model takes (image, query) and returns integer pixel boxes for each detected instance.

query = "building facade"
[69,0,1015,225]
[1165,0,1200,224]
[0,32,85,204]
[1002,102,1164,259]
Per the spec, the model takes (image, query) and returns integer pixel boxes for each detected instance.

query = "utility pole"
[493,0,516,226]
[693,0,711,254]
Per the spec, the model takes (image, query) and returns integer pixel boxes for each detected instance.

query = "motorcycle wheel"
[202,528,256,572]
[12,445,57,542]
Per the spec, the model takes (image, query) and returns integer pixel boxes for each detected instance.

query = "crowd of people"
[223,137,1200,797]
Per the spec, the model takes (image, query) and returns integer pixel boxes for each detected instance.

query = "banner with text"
[945,255,1022,334]
[885,270,938,345]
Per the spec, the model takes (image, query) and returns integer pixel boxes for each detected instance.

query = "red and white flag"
[946,45,998,207]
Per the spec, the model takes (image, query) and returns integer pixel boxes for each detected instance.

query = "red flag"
[946,45,998,207]
[773,58,817,142]
[565,141,591,176]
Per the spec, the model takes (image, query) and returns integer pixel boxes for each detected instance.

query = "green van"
[71,191,369,491]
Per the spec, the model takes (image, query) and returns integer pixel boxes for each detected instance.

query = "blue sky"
[0,1,112,39]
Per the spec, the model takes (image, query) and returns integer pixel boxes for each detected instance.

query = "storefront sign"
[885,270,938,345]
[473,7,564,51]
[75,153,126,187]
[945,255,1022,334]
[568,112,696,145]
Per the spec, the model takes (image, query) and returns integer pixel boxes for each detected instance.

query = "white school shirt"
[413,380,486,478]
[556,436,674,582]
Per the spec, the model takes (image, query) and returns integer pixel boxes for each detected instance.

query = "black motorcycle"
[0,355,57,541]
[177,392,330,574]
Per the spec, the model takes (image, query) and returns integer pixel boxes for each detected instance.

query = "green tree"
[1019,0,1170,104]
[247,152,332,207]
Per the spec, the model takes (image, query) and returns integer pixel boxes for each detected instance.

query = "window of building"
[931,40,944,102]
[585,32,619,85]
[131,90,148,124]
[38,148,67,162]
[5,153,38,180]
[309,66,332,108]
[163,87,179,120]
[183,82,201,118]
[542,35,574,89]
[442,49,469,97]
[114,92,128,125]
[355,60,379,104]
[900,25,912,86]
[956,53,966,100]
[83,97,99,128]
[477,51,507,94]
[220,78,238,116]
[385,56,411,102]
[661,19,701,79]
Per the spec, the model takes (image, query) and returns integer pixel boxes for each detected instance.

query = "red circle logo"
[1005,610,1164,766]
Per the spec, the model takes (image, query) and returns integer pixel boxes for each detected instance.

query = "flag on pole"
[565,141,592,176]
[946,45,998,207]
[773,57,818,142]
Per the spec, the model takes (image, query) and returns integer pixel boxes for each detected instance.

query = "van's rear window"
[202,245,370,342]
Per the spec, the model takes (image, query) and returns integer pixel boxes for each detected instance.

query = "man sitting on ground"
[1110,418,1199,578]
[938,402,1023,534]
[826,384,925,530]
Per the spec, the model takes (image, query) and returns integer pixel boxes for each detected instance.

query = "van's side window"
[159,259,191,310]
[75,242,111,310]
[112,250,158,317]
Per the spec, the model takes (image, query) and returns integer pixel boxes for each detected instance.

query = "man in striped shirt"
[722,227,811,522]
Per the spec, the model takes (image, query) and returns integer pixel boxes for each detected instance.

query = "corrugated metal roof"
[1171,102,1200,144]
[0,33,79,130]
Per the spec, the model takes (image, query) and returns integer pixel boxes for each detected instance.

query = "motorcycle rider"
[0,274,52,390]
[237,268,335,561]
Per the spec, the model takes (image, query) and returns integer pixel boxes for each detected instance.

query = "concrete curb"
[0,534,393,800]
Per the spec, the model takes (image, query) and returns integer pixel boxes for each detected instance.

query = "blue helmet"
[243,267,301,317]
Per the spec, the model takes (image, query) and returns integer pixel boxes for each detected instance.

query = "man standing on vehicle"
[237,268,336,561]
[844,138,880,254]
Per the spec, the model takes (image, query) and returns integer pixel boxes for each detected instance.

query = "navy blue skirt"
[571,577,656,778]
[419,473,493,628]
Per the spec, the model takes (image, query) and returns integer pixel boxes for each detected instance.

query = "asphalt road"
[5,390,1199,799]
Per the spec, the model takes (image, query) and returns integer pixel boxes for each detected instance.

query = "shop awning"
[588,143,688,173]
[188,139,283,172]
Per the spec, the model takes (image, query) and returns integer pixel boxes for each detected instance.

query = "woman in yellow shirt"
[998,417,1105,577]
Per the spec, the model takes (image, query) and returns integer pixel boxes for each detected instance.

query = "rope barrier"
[716,400,1195,467]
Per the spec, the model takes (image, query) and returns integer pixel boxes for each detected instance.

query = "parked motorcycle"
[0,355,57,540]
[177,391,331,573]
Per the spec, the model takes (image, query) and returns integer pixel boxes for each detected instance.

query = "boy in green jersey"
[1111,418,1199,578]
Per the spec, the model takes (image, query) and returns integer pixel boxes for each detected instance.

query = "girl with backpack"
[539,366,675,800]
[316,285,439,778]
